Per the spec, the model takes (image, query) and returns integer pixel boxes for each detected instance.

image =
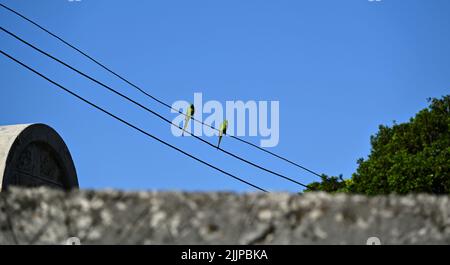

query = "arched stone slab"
[0,124,78,191]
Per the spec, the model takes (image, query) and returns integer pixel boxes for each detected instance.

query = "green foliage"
[351,95,450,194]
[306,95,450,195]
[305,175,348,193]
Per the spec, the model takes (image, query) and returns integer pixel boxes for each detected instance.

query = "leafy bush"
[306,95,450,195]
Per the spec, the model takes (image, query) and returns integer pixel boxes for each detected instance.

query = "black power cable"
[0,49,268,192]
[0,26,309,188]
[0,3,324,179]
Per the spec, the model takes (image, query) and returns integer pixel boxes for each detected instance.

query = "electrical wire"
[0,49,269,192]
[0,3,324,179]
[0,26,309,188]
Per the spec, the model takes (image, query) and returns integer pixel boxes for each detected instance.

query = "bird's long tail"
[217,136,222,150]
[182,117,189,136]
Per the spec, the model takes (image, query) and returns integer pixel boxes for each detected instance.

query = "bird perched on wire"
[217,120,228,149]
[182,103,195,136]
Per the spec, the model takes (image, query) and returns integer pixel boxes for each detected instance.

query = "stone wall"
[0,188,448,244]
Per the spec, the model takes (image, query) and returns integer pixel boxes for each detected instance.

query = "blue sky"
[0,0,449,192]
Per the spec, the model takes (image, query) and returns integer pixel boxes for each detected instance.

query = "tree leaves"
[305,95,450,195]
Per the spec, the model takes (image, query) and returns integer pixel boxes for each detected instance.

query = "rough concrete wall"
[0,188,448,245]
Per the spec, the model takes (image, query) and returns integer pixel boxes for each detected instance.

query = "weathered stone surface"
[0,124,78,191]
[0,188,448,245]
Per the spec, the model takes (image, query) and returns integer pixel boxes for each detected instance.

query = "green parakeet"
[182,103,195,136]
[217,120,228,149]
